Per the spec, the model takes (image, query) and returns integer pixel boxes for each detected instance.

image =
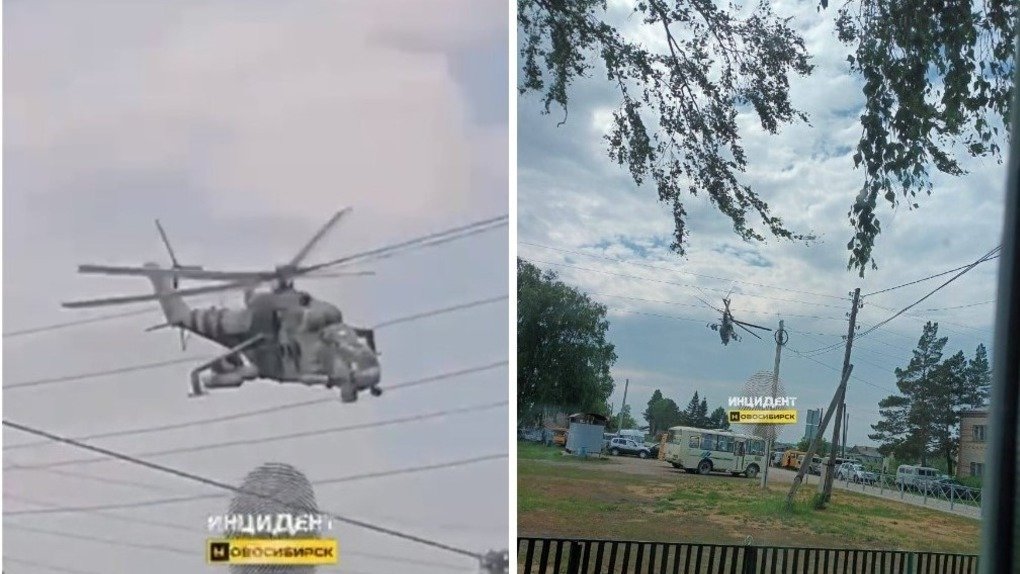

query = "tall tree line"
[869,322,990,473]
[517,259,618,425]
[643,390,731,436]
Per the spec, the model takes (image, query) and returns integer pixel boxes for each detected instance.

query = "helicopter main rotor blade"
[288,207,352,268]
[732,318,772,331]
[62,279,260,309]
[735,322,765,340]
[154,220,181,268]
[694,295,724,314]
[77,265,276,282]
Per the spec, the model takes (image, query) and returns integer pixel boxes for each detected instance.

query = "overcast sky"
[518,0,1007,450]
[4,1,508,572]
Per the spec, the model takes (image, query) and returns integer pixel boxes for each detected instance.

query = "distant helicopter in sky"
[699,296,772,345]
[61,208,384,402]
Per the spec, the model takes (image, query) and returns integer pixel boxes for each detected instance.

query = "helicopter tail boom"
[144,262,191,327]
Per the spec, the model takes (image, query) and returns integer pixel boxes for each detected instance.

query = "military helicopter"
[61,208,384,402]
[698,296,771,345]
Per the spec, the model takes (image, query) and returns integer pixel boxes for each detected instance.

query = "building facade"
[957,410,988,479]
[803,408,823,442]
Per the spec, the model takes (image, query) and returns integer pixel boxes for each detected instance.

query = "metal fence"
[517,538,979,574]
[829,469,982,515]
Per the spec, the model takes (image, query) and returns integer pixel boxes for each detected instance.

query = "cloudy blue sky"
[4,1,508,572]
[518,0,1007,450]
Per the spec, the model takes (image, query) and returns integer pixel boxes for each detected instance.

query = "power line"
[3,215,507,338]
[2,308,158,339]
[6,400,507,471]
[5,453,507,516]
[862,246,1001,297]
[521,242,849,301]
[857,246,1002,340]
[3,294,508,391]
[527,258,848,310]
[372,295,507,329]
[2,419,483,559]
[4,495,470,571]
[4,522,192,557]
[3,555,106,574]
[3,360,506,452]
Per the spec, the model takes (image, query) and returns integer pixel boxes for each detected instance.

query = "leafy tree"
[518,0,1016,275]
[644,390,683,435]
[797,435,832,454]
[518,259,617,424]
[608,404,638,431]
[708,406,731,430]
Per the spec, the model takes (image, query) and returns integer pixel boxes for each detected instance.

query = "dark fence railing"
[517,537,979,574]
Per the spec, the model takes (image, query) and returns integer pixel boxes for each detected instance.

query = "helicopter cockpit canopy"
[302,299,344,331]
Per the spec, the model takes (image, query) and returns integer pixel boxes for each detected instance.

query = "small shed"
[565,412,608,456]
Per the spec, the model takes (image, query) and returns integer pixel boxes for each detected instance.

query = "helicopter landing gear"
[339,375,358,403]
[370,386,383,397]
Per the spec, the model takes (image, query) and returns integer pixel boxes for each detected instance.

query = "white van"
[895,465,940,490]
[616,429,646,441]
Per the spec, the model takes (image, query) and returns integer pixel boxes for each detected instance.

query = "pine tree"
[644,390,664,435]
[966,344,991,408]
[870,321,947,465]
[697,398,709,428]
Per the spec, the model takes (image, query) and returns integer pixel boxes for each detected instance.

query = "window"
[716,435,733,453]
[735,442,745,456]
[701,434,715,450]
[971,462,984,477]
[973,425,986,442]
[689,434,701,448]
[748,440,765,456]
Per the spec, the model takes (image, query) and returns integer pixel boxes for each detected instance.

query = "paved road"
[571,455,983,520]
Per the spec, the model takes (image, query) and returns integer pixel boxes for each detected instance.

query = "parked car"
[607,437,651,458]
[895,465,940,491]
[935,476,981,501]
[836,462,878,484]
[645,442,660,458]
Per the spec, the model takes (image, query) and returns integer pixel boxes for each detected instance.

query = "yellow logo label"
[728,410,798,424]
[206,538,338,565]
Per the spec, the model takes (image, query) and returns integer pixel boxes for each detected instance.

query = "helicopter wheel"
[370,386,382,397]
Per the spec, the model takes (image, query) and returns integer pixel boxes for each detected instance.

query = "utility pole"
[820,288,861,506]
[784,364,854,509]
[842,409,848,459]
[617,378,630,432]
[761,320,787,489]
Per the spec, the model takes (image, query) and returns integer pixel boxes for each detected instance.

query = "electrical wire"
[3,294,508,391]
[3,360,506,452]
[5,453,508,516]
[4,523,192,557]
[520,241,850,301]
[3,215,507,338]
[857,246,1002,340]
[2,420,483,559]
[6,400,508,471]
[862,247,1000,297]
[527,258,848,310]
[4,494,469,571]
[3,555,106,574]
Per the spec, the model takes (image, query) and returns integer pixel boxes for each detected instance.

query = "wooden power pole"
[761,319,787,489]
[785,288,861,510]
[819,288,862,506]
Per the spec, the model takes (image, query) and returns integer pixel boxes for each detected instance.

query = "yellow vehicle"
[781,449,806,469]
[662,426,766,478]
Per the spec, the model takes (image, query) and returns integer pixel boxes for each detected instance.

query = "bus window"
[689,434,701,448]
[667,430,677,443]
[736,442,745,456]
[701,434,715,450]
[716,435,733,453]
[749,440,765,456]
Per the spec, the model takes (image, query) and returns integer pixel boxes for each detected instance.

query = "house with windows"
[957,409,988,479]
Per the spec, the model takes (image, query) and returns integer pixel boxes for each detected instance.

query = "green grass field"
[518,442,980,554]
